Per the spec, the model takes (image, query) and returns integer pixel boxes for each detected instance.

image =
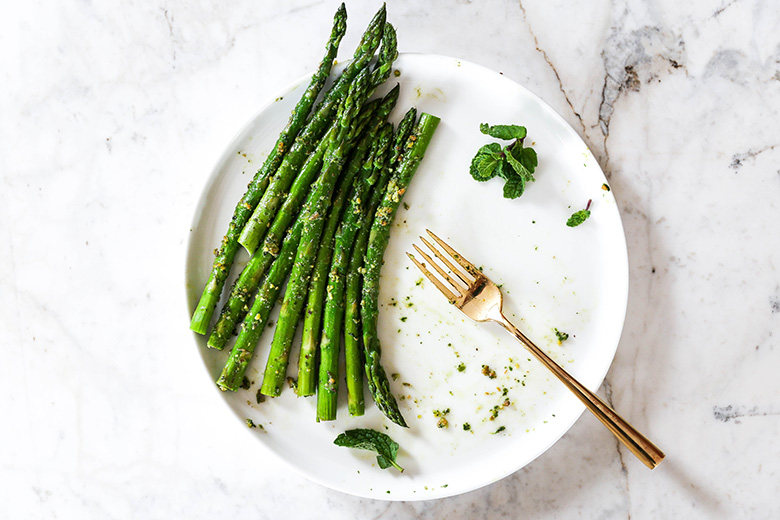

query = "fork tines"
[407,229,481,303]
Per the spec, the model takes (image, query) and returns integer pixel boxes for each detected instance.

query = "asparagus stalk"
[207,84,392,349]
[206,96,385,350]
[297,87,400,397]
[206,122,336,350]
[360,113,441,427]
[258,69,373,397]
[294,144,370,396]
[342,107,417,416]
[237,6,388,255]
[317,123,393,421]
[189,4,348,335]
[216,217,304,391]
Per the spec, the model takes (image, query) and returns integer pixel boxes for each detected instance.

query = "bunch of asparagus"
[189,4,440,427]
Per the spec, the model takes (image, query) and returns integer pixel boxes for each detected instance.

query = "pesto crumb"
[400,316,407,322]
[457,362,466,372]
[463,422,471,431]
[240,377,251,390]
[246,418,256,428]
[391,373,400,381]
[554,328,569,344]
[256,389,266,403]
[481,365,497,379]
[491,426,506,435]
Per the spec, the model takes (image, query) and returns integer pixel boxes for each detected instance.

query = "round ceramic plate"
[185,53,628,500]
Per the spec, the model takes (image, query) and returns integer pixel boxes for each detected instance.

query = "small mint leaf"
[503,175,525,199]
[480,123,527,140]
[470,143,503,181]
[334,429,404,472]
[520,146,538,172]
[504,145,534,183]
[566,209,591,227]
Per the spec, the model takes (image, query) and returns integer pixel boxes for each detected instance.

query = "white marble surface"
[2,0,779,517]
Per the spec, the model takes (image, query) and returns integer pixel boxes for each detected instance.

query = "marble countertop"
[3,0,778,517]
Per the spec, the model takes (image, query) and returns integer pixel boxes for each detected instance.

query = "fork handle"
[496,316,665,469]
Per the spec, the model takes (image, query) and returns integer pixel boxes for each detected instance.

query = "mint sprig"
[334,429,404,472]
[469,123,538,199]
[566,199,592,227]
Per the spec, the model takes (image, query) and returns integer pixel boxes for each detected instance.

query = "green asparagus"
[237,6,388,255]
[258,69,374,397]
[317,123,393,421]
[189,4,348,335]
[361,113,441,427]
[342,107,417,417]
[207,122,336,350]
[297,87,400,397]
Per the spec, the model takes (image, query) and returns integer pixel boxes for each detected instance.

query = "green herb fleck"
[567,199,592,227]
[463,422,471,431]
[491,426,506,435]
[555,328,569,344]
[334,429,404,472]
[433,408,450,429]
[457,362,466,372]
[246,418,256,428]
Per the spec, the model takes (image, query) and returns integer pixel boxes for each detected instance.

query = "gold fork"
[407,229,665,469]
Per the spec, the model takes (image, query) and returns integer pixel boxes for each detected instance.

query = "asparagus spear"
[216,217,304,391]
[206,100,380,351]
[237,6,388,255]
[297,87,400,397]
[258,69,373,397]
[361,113,441,427]
[213,89,375,386]
[317,123,393,421]
[343,107,417,416]
[294,153,369,396]
[189,4,348,335]
[206,122,336,350]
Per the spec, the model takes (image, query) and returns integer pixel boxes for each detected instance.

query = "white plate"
[185,53,628,500]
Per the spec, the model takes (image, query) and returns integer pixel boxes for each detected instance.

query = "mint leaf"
[334,429,404,472]
[480,123,527,140]
[519,146,538,172]
[503,174,525,199]
[469,143,503,181]
[469,122,538,200]
[566,209,591,227]
[504,145,534,183]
